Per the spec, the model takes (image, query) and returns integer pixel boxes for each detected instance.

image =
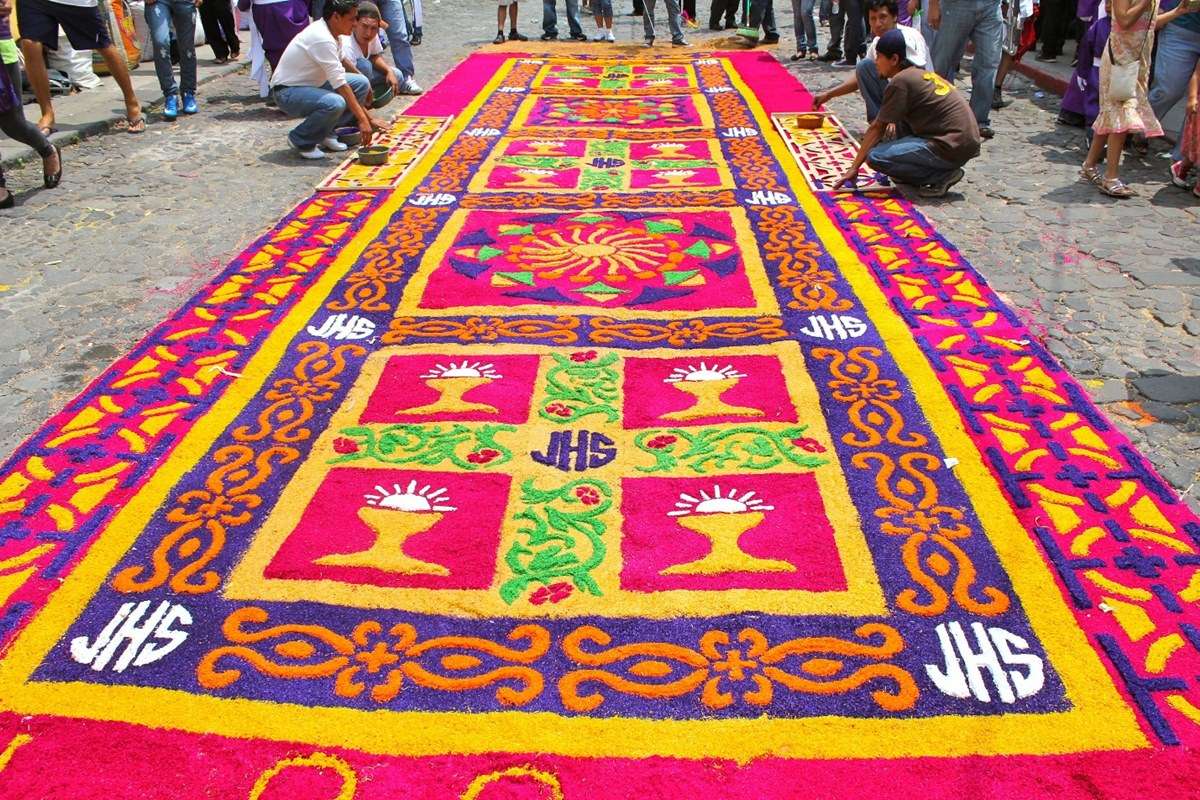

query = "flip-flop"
[126,116,147,134]
[43,144,63,189]
[37,125,58,137]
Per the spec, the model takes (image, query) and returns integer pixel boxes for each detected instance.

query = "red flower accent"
[574,485,601,506]
[544,402,573,418]
[571,350,598,363]
[530,582,575,605]
[791,437,826,453]
[646,434,678,449]
[333,437,360,454]
[466,448,501,464]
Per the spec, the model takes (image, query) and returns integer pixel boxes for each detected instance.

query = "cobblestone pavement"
[1,4,1197,510]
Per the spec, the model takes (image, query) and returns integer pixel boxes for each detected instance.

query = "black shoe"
[790,47,806,61]
[817,50,842,62]
[978,125,994,139]
[991,88,1011,110]
[540,32,558,40]
[1057,109,1085,127]
[0,187,13,209]
[672,37,689,45]
[494,30,507,43]
[43,144,62,189]
[410,33,421,45]
[570,31,588,40]
[709,23,723,30]
[761,34,779,43]
[509,30,528,40]
[917,167,965,197]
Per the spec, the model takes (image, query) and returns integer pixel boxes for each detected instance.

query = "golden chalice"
[649,169,700,189]
[662,364,763,422]
[397,362,500,417]
[314,482,454,575]
[662,488,794,576]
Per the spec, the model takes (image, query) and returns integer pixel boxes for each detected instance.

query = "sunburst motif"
[668,485,774,516]
[420,361,503,380]
[366,480,457,512]
[513,224,675,283]
[664,363,747,383]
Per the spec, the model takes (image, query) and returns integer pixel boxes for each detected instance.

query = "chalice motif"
[314,481,456,575]
[649,142,689,159]
[661,363,764,421]
[523,139,567,156]
[649,169,700,188]
[396,361,501,417]
[505,168,561,189]
[662,485,794,575]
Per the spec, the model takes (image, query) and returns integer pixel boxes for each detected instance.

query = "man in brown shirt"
[834,28,981,197]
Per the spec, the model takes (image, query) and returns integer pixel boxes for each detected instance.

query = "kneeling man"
[834,28,980,197]
[272,0,384,159]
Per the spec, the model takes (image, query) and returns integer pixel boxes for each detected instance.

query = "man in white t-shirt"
[271,0,384,159]
[17,0,145,134]
[338,1,421,102]
[811,0,928,122]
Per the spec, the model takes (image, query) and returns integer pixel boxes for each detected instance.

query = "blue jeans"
[354,56,399,105]
[543,0,584,36]
[856,58,887,120]
[867,135,960,184]
[931,0,1002,126]
[1149,23,1200,159]
[643,0,685,39]
[145,0,197,97]
[274,73,371,148]
[790,0,817,49]
[376,0,416,79]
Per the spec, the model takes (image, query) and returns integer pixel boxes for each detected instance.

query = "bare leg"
[1102,132,1126,181]
[1082,129,1106,171]
[98,45,143,122]
[995,51,1013,88]
[497,4,506,27]
[509,2,519,28]
[18,39,55,132]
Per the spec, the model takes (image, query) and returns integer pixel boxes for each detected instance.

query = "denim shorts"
[593,0,614,13]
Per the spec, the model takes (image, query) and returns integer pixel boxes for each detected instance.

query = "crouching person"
[272,0,383,159]
[834,28,980,197]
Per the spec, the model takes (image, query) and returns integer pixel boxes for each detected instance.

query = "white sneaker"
[321,136,349,152]
[593,31,606,40]
[605,29,615,40]
[399,76,424,95]
[291,142,326,159]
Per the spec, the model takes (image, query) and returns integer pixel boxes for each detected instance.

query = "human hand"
[387,70,401,95]
[1189,98,1199,113]
[369,114,389,132]
[812,91,828,108]
[929,2,941,28]
[0,0,10,14]
[358,118,374,147]
[907,0,918,15]
[831,166,858,190]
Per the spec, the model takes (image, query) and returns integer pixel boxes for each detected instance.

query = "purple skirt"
[1061,15,1111,124]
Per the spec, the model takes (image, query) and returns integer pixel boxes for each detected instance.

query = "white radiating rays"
[366,481,457,513]
[668,485,774,516]
[420,360,503,380]
[663,362,748,383]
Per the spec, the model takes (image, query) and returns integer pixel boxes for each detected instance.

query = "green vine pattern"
[499,478,612,605]
[328,424,516,470]
[537,351,621,424]
[633,425,829,474]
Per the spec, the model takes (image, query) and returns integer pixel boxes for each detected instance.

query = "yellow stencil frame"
[509,91,716,131]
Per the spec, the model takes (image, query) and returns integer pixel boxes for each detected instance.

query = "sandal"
[1099,177,1136,198]
[37,124,58,137]
[1079,164,1102,186]
[126,115,146,133]
[493,31,506,43]
[43,144,62,189]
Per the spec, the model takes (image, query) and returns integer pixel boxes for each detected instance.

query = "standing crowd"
[2,0,1199,204]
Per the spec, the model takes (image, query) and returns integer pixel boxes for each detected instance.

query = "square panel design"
[468,138,734,194]
[511,93,713,130]
[224,342,882,620]
[397,208,779,319]
[532,62,698,92]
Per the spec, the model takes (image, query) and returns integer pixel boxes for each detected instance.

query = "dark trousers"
[682,0,695,16]
[632,0,644,12]
[0,62,54,189]
[709,0,737,25]
[748,0,777,34]
[1037,0,1071,57]
[824,0,843,54]
[199,0,241,59]
[840,0,866,56]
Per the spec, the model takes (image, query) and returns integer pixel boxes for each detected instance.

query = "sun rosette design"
[450,212,738,308]
[558,623,918,713]
[197,607,551,706]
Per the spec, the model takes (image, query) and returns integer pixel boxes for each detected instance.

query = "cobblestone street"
[2,3,1197,510]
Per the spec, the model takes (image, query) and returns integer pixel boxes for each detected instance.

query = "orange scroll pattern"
[588,317,787,346]
[812,346,1011,618]
[559,624,918,713]
[198,607,551,706]
[327,207,442,314]
[757,206,852,312]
